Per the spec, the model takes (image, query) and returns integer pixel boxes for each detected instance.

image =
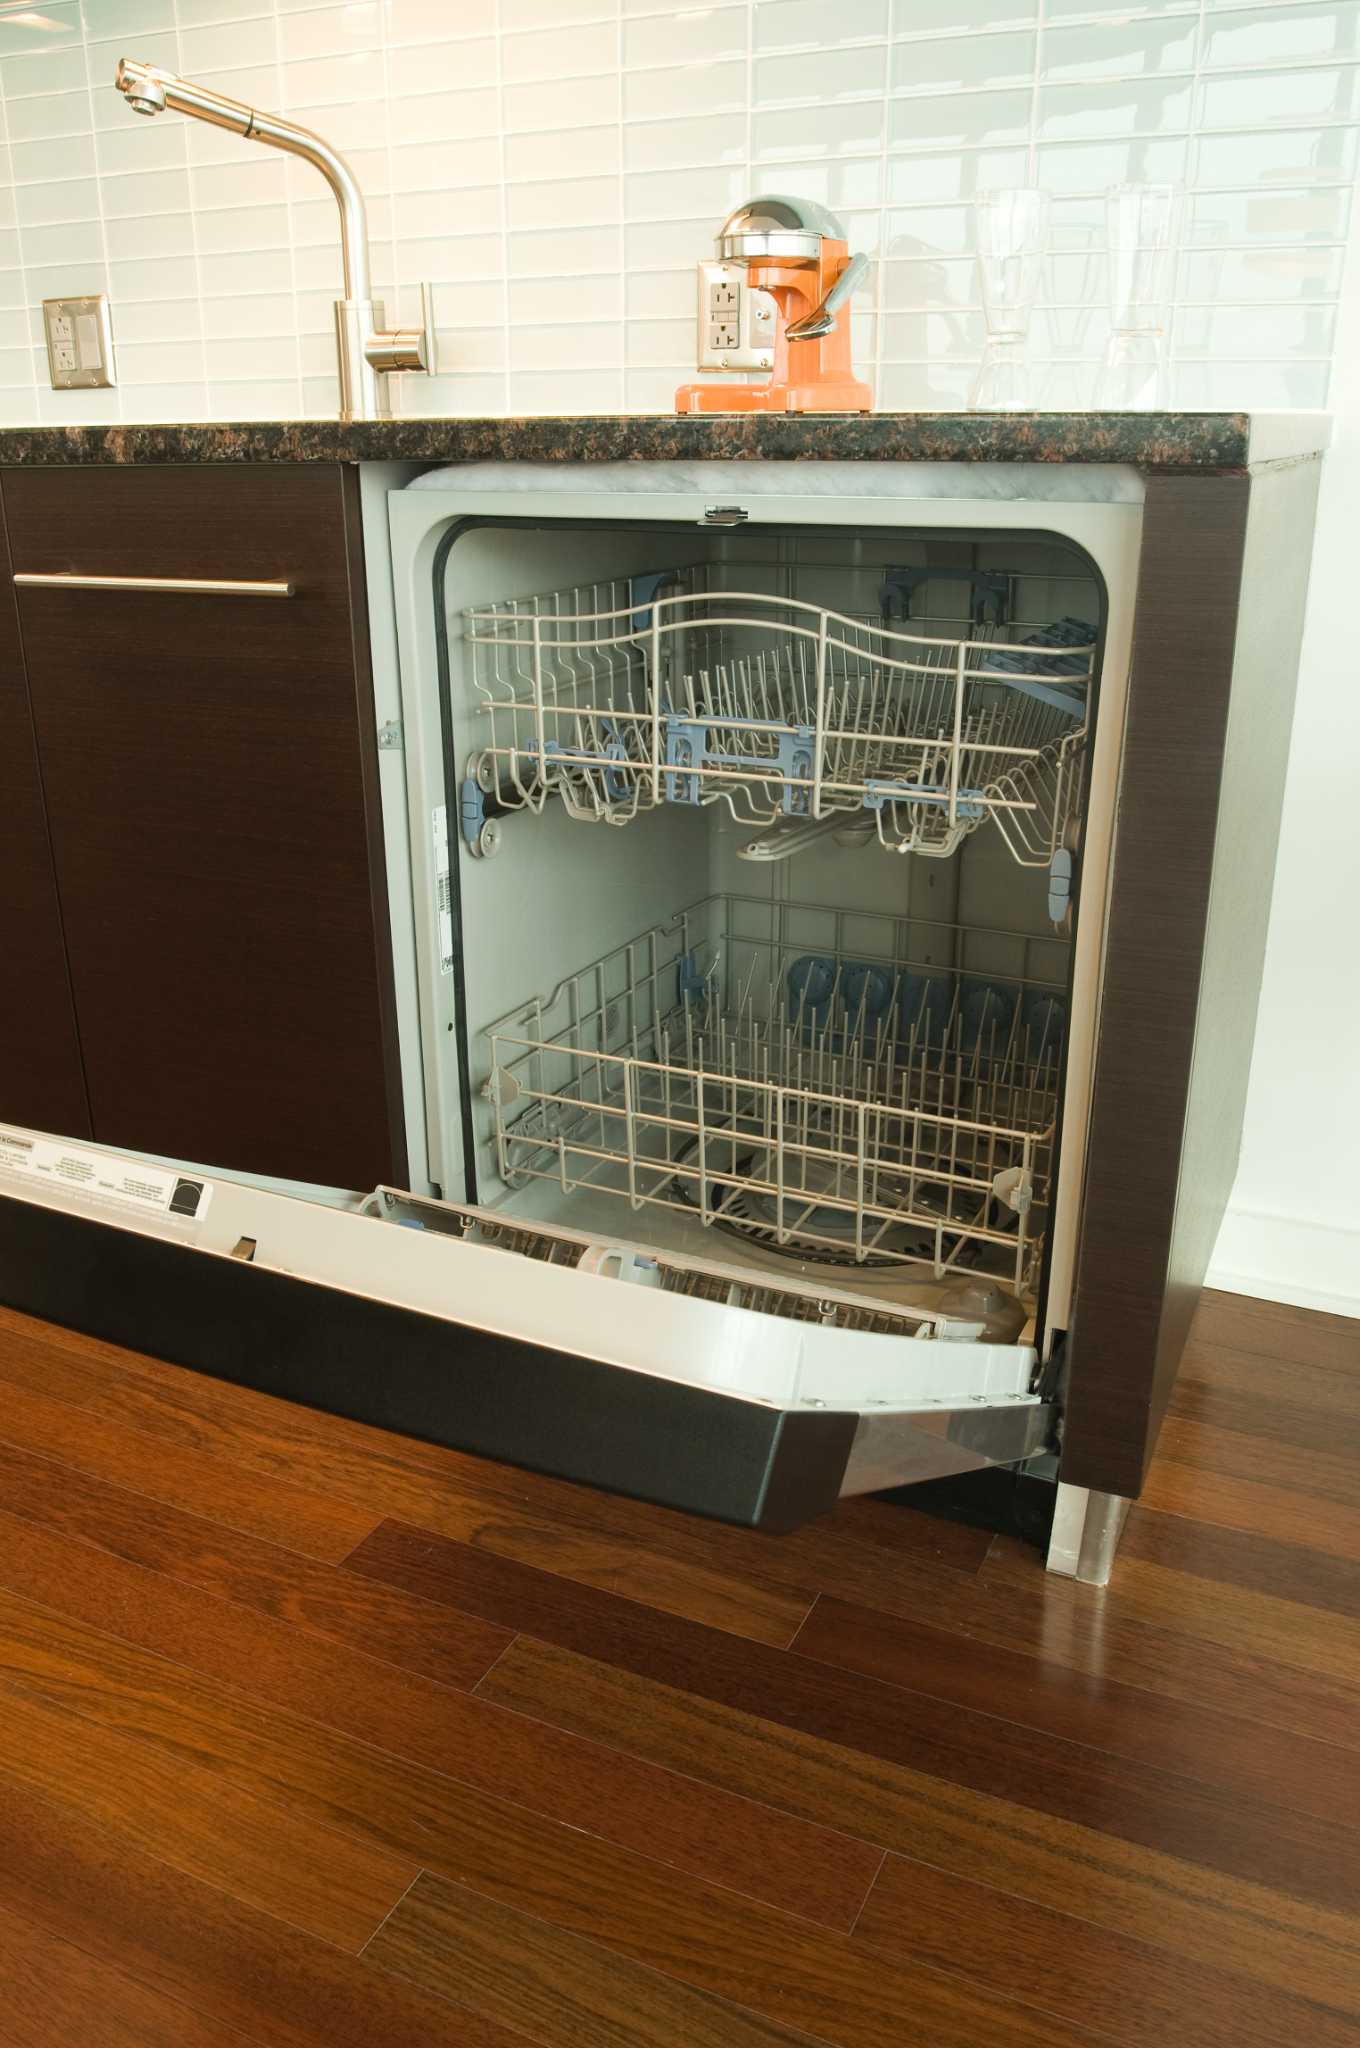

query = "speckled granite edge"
[0,411,1259,469]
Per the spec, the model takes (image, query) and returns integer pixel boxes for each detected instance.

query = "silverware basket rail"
[484,895,1069,1294]
[462,577,1093,865]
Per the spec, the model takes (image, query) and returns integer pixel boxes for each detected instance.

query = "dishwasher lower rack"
[460,579,1092,865]
[483,895,1067,1299]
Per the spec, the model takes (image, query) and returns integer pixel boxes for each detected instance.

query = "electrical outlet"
[696,261,776,372]
[42,295,115,390]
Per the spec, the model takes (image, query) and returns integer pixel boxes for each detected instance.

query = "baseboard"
[1207,1204,1360,1320]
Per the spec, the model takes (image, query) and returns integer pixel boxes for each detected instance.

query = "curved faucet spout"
[115,58,371,303]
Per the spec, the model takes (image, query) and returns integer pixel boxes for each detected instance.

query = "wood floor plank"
[1178,1336,1360,1414]
[477,1635,1360,2017]
[0,1584,1098,2048]
[0,1901,267,2048]
[0,1309,826,1643]
[0,1301,993,1599]
[1191,1291,1360,1373]
[347,1517,1360,1913]
[1169,1371,1360,1459]
[0,1329,378,1564]
[790,1590,1360,1828]
[1127,1456,1360,1569]
[1153,1412,1360,1512]
[0,1436,513,1693]
[855,1852,1360,2047]
[984,1528,1360,1685]
[0,1557,880,1936]
[365,1873,833,2048]
[1121,1504,1360,1617]
[857,1544,1360,1751]
[366,1863,1107,2048]
[0,1673,415,1951]
[0,1776,525,2048]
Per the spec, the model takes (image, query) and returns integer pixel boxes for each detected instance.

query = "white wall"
[1207,183,1360,1318]
[0,0,1354,422]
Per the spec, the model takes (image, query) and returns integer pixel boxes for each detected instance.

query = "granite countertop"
[0,411,1328,469]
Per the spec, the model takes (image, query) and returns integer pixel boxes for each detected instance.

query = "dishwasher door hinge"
[1034,1327,1068,1407]
[376,719,404,752]
[701,504,749,527]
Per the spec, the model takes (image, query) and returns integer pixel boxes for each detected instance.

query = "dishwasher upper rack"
[460,581,1093,865]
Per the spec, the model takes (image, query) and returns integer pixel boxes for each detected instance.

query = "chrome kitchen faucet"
[114,57,433,421]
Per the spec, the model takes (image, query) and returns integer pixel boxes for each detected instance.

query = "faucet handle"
[365,282,436,375]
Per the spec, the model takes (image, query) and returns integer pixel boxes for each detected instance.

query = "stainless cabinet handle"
[13,572,295,597]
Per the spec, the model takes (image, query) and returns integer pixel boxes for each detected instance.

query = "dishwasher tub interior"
[414,510,1107,1394]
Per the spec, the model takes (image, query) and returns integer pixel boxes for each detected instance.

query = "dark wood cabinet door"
[1,463,404,1190]
[0,521,89,1139]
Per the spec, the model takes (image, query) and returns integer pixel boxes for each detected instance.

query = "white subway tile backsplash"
[0,0,1344,422]
[890,31,1035,98]
[1185,183,1352,243]
[11,132,95,184]
[179,18,278,74]
[1181,241,1345,297]
[389,37,498,97]
[884,147,1028,200]
[110,253,200,302]
[625,6,744,68]
[104,208,196,260]
[1038,75,1194,139]
[1203,5,1360,73]
[758,41,887,103]
[1199,64,1360,132]
[758,95,887,155]
[758,0,888,49]
[1193,119,1358,183]
[505,122,619,180]
[1039,16,1198,83]
[627,59,745,121]
[887,87,1031,151]
[1175,300,1337,355]
[625,111,747,171]
[278,4,387,62]
[82,0,175,36]
[508,173,617,230]
[389,0,496,42]
[508,224,620,275]
[505,70,617,131]
[507,21,618,80]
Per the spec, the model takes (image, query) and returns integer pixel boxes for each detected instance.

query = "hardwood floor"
[0,1290,1355,2046]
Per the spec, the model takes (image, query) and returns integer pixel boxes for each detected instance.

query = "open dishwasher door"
[0,1123,1052,1531]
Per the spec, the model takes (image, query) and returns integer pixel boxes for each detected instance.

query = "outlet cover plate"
[696,262,775,373]
[43,295,115,390]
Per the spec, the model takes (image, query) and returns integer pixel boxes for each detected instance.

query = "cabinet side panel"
[1064,472,1250,1497]
[1149,457,1322,1443]
[0,481,90,1137]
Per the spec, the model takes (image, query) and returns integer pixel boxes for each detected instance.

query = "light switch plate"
[43,295,115,390]
[696,262,775,372]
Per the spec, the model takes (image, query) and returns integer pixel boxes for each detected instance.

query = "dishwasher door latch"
[701,505,749,527]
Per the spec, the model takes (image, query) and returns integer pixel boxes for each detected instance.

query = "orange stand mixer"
[676,195,872,415]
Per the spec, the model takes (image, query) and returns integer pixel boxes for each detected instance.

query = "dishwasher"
[0,459,1149,1558]
[370,460,1141,1543]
